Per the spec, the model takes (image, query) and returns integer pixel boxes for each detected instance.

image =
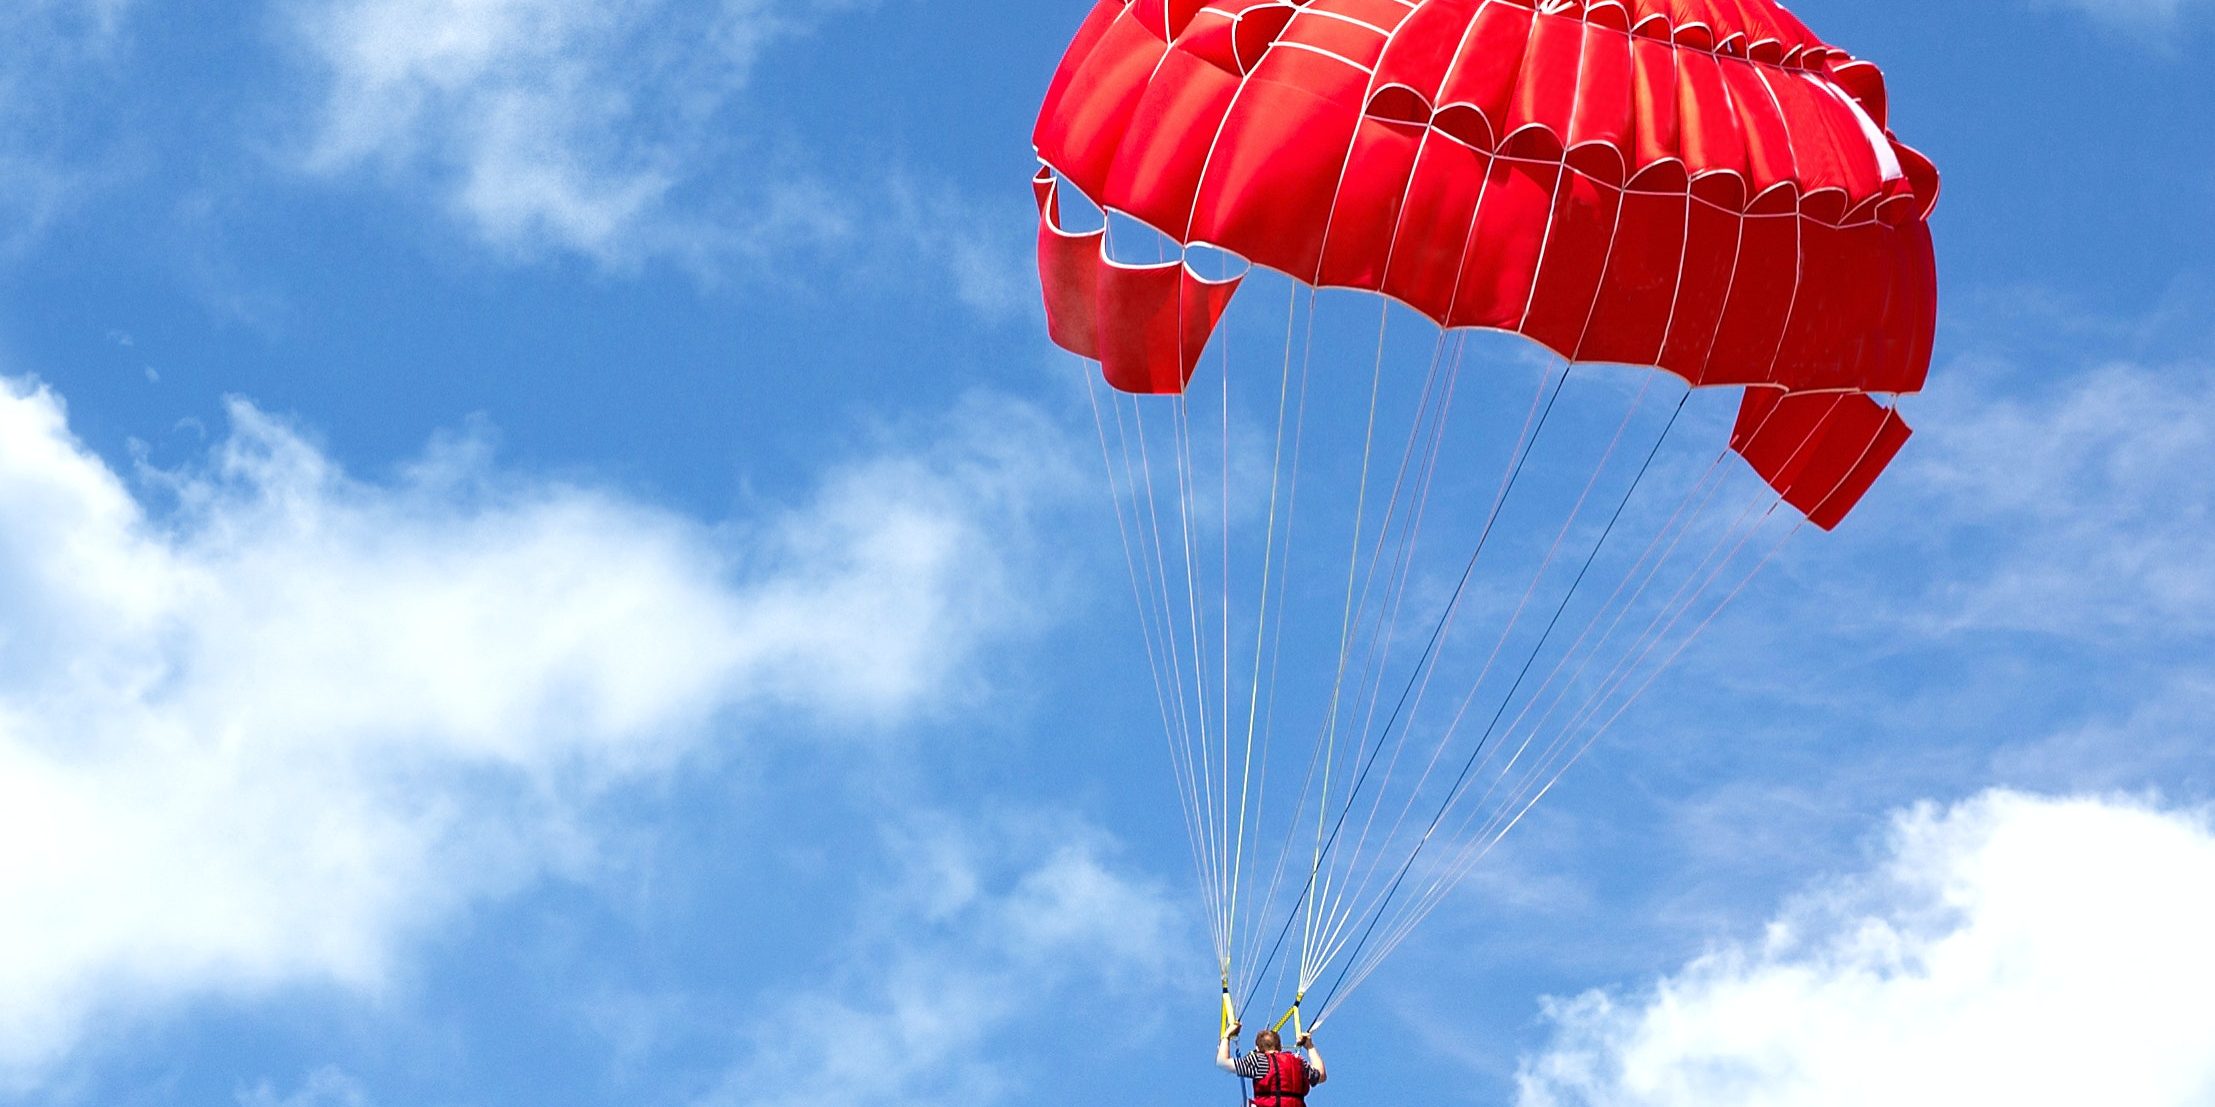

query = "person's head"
[1254,1029,1282,1052]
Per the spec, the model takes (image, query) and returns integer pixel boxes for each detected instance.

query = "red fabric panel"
[1855,223,1916,396]
[1856,221,1919,393]
[1437,2,1536,131]
[1703,207,1797,384]
[1094,258,1244,394]
[1384,133,1492,318]
[1627,33,1681,167]
[1451,155,1558,331]
[1232,5,1301,73]
[1034,172,1243,396]
[1654,178,1741,382]
[1131,0,1214,41]
[1318,117,1427,291]
[1579,174,1688,369]
[1312,0,1419,31]
[1587,1,1632,34]
[1508,13,1586,141]
[1797,75,1886,196]
[1886,220,1939,393]
[1190,74,1362,280]
[1731,389,1911,529]
[1674,50,1747,180]
[1764,69,1853,194]
[1730,387,1835,505]
[1568,20,1636,156]
[1629,0,1821,54]
[1036,174,1106,362]
[1776,219,1868,392]
[1173,8,1244,75]
[1895,140,1941,221]
[1246,38,1372,109]
[1828,58,1889,128]
[1802,398,1911,529]
[1830,221,1893,392]
[1033,15,1166,192]
[1280,9,1392,70]
[1719,57,1795,190]
[1103,49,1242,235]
[1522,167,1624,353]
[1036,0,1126,135]
[1374,0,1483,100]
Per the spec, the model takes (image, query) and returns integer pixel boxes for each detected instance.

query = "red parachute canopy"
[1032,0,1940,528]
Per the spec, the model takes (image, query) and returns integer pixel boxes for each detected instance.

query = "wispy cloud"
[1901,354,2215,640]
[0,375,1069,1088]
[1988,673,2215,792]
[0,2,137,252]
[236,1067,373,1107]
[278,0,1039,315]
[700,810,1184,1107]
[2030,0,2209,34]
[871,176,1039,323]
[286,0,860,265]
[1518,790,2215,1106]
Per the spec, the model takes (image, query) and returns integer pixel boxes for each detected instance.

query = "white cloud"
[0,376,1068,1087]
[0,2,135,252]
[237,1067,373,1107]
[1989,674,2215,792]
[1889,353,2215,641]
[281,0,1036,315]
[1518,791,2215,1107]
[875,177,1038,322]
[288,0,864,265]
[701,811,1184,1107]
[2031,0,2208,33]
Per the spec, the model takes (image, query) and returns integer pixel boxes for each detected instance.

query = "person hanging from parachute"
[1218,1020,1327,1106]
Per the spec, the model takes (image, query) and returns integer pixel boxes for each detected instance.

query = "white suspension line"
[1243,349,1575,1009]
[1226,278,1306,993]
[1135,398,1231,957]
[1085,370,1218,918]
[1308,369,1661,966]
[1299,298,1398,991]
[1311,381,1676,979]
[1169,394,1232,956]
[1405,488,1781,933]
[1107,391,1209,871]
[1320,512,1801,1020]
[1302,330,1466,975]
[1348,492,1791,985]
[1294,344,1560,933]
[1302,329,1479,943]
[1234,282,1319,998]
[1435,450,1748,851]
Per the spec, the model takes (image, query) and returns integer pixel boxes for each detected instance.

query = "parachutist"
[1217,1025,1327,1105]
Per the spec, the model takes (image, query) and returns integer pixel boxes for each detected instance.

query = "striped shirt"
[1230,1050,1322,1085]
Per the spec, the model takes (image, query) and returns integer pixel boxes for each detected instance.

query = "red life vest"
[1248,1051,1311,1107]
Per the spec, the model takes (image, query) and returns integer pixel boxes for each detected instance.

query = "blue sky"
[1,1,2213,1105]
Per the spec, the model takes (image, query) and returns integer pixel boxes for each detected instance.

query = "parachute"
[1032,0,1938,1032]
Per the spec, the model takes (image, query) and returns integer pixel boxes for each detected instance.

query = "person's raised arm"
[1298,1033,1327,1085]
[1216,1022,1242,1072]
